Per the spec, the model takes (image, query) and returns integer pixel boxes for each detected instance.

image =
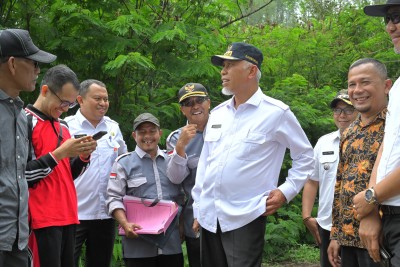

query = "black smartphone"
[92,131,108,140]
[380,246,392,267]
[74,134,87,138]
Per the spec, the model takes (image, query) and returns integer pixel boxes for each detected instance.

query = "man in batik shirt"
[328,58,391,267]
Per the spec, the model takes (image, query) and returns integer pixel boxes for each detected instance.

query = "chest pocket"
[237,132,267,161]
[126,176,147,196]
[319,153,337,173]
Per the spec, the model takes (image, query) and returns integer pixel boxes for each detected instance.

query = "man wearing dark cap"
[107,113,183,267]
[0,28,56,267]
[352,1,400,265]
[302,90,357,267]
[191,42,314,266]
[166,83,211,267]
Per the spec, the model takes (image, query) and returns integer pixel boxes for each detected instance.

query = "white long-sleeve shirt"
[377,78,400,206]
[65,110,127,220]
[192,88,314,233]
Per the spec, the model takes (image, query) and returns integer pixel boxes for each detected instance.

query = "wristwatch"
[365,187,379,205]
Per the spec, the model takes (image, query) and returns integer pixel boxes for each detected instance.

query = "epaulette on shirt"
[166,129,181,143]
[115,151,132,162]
[262,94,289,110]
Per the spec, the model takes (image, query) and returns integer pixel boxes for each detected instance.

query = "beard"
[222,87,234,96]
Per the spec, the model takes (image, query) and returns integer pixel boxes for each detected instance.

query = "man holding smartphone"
[25,65,97,267]
[65,79,127,267]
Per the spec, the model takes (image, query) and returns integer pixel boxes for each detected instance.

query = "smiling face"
[347,63,390,122]
[41,83,79,119]
[386,6,400,54]
[78,83,109,127]
[333,101,358,132]
[180,96,210,131]
[132,122,162,158]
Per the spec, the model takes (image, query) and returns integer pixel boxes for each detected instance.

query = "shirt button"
[17,155,20,159]
[10,99,14,103]
[18,175,21,179]
[17,136,20,139]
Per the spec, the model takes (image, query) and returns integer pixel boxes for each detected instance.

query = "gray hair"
[79,79,106,97]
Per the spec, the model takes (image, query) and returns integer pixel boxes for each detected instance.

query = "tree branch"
[220,0,274,29]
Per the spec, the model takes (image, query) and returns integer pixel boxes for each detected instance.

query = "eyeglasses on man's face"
[333,107,355,115]
[180,96,208,107]
[385,12,400,25]
[48,87,77,109]
[0,57,39,69]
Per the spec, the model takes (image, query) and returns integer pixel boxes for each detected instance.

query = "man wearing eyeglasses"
[352,1,400,266]
[191,43,314,267]
[24,65,97,267]
[302,90,357,267]
[64,79,127,267]
[166,83,211,267]
[0,28,56,267]
[327,58,390,267]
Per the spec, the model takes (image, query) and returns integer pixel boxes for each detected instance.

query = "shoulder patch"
[262,95,289,110]
[116,151,133,161]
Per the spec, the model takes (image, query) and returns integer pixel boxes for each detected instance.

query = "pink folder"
[119,196,178,235]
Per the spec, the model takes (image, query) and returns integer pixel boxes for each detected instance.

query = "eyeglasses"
[180,96,208,107]
[385,13,400,25]
[14,57,39,69]
[333,107,355,115]
[48,87,77,109]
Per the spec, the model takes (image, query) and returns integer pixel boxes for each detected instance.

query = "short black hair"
[41,64,80,93]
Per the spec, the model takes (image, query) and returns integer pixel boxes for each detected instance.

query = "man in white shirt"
[302,90,357,267]
[191,42,314,267]
[353,1,400,265]
[65,79,127,267]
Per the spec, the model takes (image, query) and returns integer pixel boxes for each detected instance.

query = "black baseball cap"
[178,83,208,103]
[211,42,263,70]
[0,29,56,63]
[364,0,400,17]
[133,113,160,131]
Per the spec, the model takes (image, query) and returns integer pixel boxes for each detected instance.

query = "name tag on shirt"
[322,151,334,155]
[211,124,221,128]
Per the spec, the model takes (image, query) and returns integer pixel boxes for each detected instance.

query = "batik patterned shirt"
[331,109,386,248]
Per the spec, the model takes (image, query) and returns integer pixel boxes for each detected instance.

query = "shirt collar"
[227,87,263,109]
[75,109,106,127]
[0,88,24,107]
[135,145,166,159]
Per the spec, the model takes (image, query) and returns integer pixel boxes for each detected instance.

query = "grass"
[263,244,319,266]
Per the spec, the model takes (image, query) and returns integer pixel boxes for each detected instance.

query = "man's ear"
[41,84,49,96]
[77,95,83,105]
[132,131,136,141]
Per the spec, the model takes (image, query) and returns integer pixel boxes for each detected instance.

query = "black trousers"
[383,213,400,266]
[340,245,379,267]
[34,224,76,267]
[201,216,266,267]
[74,219,116,267]
[318,225,332,267]
[124,253,184,267]
[185,236,200,267]
[0,241,28,267]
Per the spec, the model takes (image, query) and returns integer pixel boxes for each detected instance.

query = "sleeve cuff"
[79,154,91,162]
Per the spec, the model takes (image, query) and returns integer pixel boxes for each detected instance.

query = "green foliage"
[2,0,397,264]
